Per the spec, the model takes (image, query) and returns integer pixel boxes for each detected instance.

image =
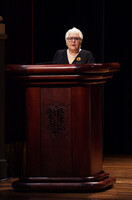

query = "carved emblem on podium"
[46,103,66,135]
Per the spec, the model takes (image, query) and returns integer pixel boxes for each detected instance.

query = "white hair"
[65,27,83,40]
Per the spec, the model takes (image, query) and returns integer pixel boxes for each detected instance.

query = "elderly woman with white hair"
[53,27,94,64]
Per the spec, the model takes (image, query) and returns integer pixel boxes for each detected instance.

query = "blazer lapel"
[72,50,83,64]
[61,50,69,64]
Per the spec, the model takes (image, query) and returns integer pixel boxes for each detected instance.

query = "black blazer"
[52,49,94,64]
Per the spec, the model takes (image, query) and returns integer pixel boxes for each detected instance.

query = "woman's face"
[66,33,82,53]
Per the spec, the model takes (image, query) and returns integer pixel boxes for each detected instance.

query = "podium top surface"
[6,63,120,74]
[6,63,120,85]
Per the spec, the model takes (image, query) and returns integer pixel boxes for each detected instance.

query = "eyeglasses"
[67,37,81,42]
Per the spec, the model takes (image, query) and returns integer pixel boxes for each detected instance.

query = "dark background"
[1,0,132,154]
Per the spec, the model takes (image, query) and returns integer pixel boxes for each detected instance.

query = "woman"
[53,27,94,64]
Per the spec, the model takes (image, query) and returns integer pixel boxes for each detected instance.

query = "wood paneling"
[6,64,120,192]
[72,86,92,176]
[90,85,102,174]
[72,85,102,176]
[26,87,41,176]
[1,155,132,199]
[40,87,72,176]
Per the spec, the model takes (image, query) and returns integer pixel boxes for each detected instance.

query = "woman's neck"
[68,49,79,56]
[67,49,80,64]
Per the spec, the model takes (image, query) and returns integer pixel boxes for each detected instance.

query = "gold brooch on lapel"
[76,57,81,61]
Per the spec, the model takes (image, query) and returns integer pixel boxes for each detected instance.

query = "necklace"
[67,49,78,57]
[67,49,78,64]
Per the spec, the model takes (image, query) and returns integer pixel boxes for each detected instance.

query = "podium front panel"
[26,85,102,177]
[6,63,120,192]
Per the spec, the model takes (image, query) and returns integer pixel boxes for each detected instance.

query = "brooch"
[76,57,81,61]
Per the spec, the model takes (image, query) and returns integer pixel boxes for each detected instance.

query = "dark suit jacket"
[52,49,94,64]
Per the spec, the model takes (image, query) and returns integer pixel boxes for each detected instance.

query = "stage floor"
[0,155,132,200]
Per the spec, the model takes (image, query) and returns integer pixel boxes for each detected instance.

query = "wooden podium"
[6,63,120,192]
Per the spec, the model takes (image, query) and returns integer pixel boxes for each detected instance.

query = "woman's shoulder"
[79,49,94,63]
[53,49,67,64]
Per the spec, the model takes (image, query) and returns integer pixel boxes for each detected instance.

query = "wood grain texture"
[26,87,41,176]
[0,155,132,199]
[5,63,120,192]
[12,84,115,192]
[6,63,120,85]
[40,87,72,177]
